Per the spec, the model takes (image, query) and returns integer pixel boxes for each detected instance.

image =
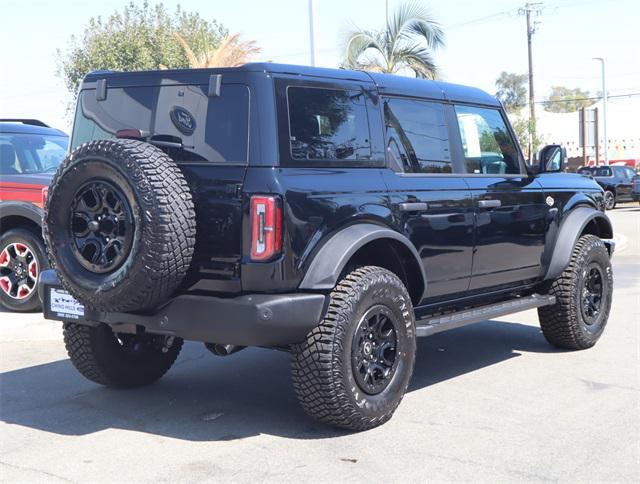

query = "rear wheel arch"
[299,224,426,305]
[0,202,43,236]
[0,215,41,237]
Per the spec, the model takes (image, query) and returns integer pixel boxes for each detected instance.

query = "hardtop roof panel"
[81,63,499,106]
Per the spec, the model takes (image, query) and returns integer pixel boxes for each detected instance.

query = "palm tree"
[343,2,444,79]
[172,32,261,68]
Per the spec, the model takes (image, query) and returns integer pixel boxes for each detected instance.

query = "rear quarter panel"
[240,166,392,292]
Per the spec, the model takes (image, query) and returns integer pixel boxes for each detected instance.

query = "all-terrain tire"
[63,322,183,388]
[291,266,416,431]
[0,227,48,312]
[45,139,195,312]
[538,235,613,350]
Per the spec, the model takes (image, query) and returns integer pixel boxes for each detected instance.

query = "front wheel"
[291,266,416,431]
[538,235,613,350]
[0,228,47,312]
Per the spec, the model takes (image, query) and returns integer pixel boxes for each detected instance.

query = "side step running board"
[415,293,556,337]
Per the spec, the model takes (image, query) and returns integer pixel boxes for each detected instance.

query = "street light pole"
[593,57,608,165]
[308,0,317,66]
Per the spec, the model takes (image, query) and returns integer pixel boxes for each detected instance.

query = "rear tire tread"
[291,266,415,431]
[63,323,182,388]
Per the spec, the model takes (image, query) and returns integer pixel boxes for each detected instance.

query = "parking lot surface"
[1,206,638,483]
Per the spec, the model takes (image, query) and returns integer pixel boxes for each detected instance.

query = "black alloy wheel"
[351,305,399,395]
[580,264,604,325]
[70,180,134,274]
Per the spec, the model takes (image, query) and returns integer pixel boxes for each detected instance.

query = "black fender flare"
[0,201,43,231]
[544,206,613,280]
[299,223,427,299]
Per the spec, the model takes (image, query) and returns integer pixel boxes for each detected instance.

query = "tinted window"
[0,133,68,175]
[454,105,521,175]
[587,167,612,177]
[287,86,371,162]
[615,166,634,178]
[72,84,249,163]
[384,98,451,173]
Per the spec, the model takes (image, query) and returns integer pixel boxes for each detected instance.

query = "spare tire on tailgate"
[45,139,196,312]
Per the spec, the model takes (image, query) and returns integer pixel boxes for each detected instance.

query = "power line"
[447,8,518,30]
[511,92,640,108]
[447,0,626,31]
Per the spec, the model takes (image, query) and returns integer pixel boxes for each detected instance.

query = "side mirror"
[537,144,566,173]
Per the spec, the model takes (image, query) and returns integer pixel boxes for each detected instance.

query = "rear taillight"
[250,195,282,261]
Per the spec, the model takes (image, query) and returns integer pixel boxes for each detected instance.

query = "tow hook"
[205,343,245,357]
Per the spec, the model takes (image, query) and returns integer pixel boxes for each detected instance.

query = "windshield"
[0,133,68,174]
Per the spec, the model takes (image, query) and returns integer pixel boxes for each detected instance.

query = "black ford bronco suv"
[41,64,614,431]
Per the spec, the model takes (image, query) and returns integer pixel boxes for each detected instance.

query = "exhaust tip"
[205,343,245,357]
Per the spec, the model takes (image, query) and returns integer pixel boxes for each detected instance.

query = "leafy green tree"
[57,1,227,96]
[495,72,528,113]
[342,2,444,79]
[510,116,543,160]
[543,86,596,113]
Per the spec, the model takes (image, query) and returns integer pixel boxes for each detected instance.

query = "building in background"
[533,96,639,170]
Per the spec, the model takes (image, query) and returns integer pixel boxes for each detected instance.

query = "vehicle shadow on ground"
[0,319,559,441]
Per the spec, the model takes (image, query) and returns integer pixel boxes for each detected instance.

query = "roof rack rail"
[0,119,50,127]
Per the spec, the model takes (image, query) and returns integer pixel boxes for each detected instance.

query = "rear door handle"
[398,202,429,212]
[478,199,502,209]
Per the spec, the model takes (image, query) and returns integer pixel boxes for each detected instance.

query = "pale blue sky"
[1,0,638,130]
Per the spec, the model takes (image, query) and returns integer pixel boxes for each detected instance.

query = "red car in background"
[0,120,68,311]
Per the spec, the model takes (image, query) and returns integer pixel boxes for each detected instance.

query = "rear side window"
[383,97,451,173]
[286,86,371,163]
[72,84,249,163]
[584,167,612,176]
[454,105,521,175]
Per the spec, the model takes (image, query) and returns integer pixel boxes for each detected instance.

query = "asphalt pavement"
[1,205,638,483]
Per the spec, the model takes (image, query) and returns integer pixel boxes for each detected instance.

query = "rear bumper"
[39,270,327,346]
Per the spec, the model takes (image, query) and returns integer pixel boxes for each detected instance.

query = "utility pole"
[593,57,608,165]
[519,3,543,163]
[308,0,316,66]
